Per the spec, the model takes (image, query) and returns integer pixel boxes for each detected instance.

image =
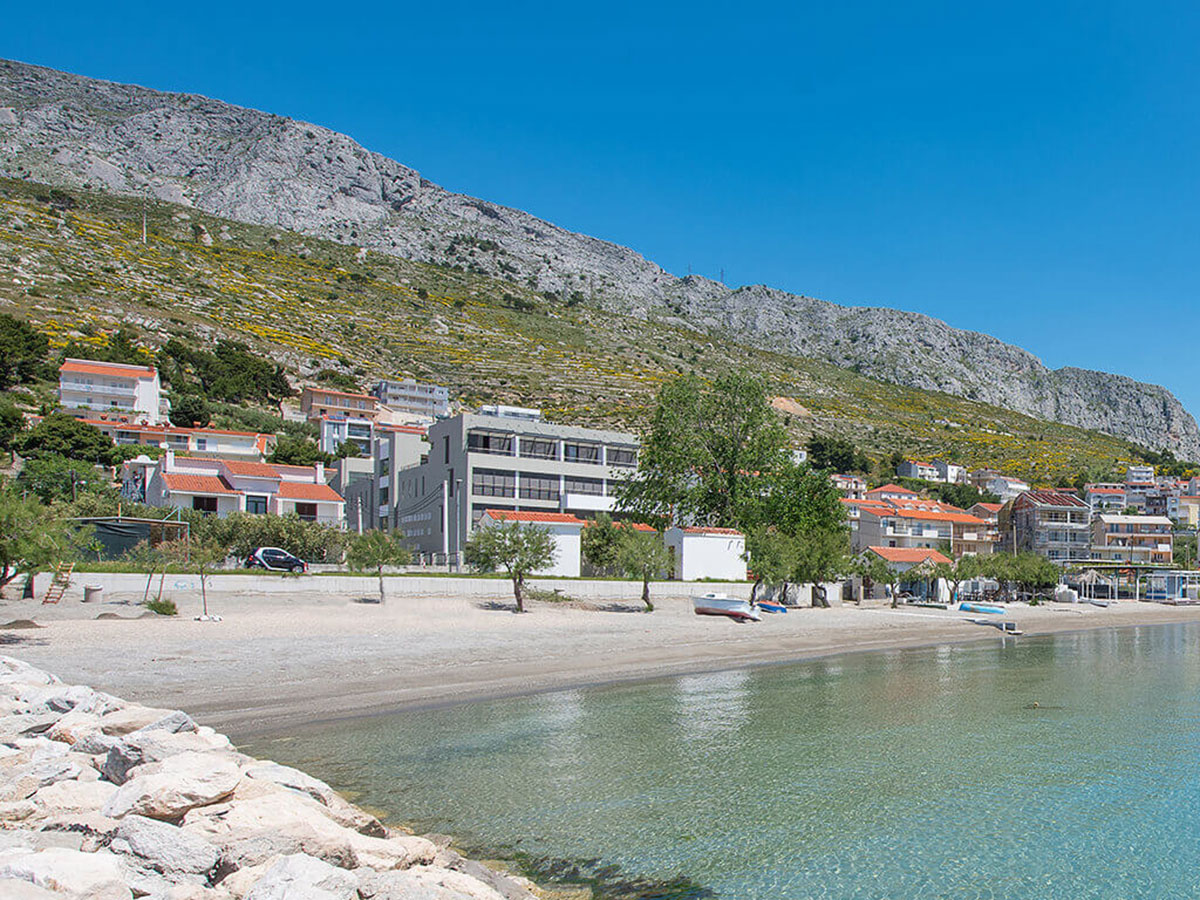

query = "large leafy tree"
[16,455,114,504]
[0,489,76,595]
[346,530,412,603]
[791,527,850,608]
[0,402,25,462]
[15,414,117,465]
[169,394,212,428]
[744,527,795,604]
[806,435,871,474]
[0,315,50,390]
[464,521,555,613]
[617,373,788,530]
[581,513,623,576]
[159,339,292,404]
[268,435,332,467]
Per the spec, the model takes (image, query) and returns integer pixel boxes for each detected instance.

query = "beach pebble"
[111,815,220,875]
[103,751,242,820]
[243,853,359,900]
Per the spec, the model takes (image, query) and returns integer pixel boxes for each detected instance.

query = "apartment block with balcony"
[392,409,638,557]
[300,387,379,422]
[1090,514,1173,565]
[370,379,450,421]
[316,415,377,457]
[342,424,430,532]
[1085,483,1127,516]
[59,359,168,425]
[896,460,939,481]
[857,506,991,559]
[84,419,274,460]
[1000,490,1091,563]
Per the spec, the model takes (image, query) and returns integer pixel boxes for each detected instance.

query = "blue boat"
[959,602,1005,615]
[757,601,788,614]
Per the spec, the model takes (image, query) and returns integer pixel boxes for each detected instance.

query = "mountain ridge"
[2,56,1196,457]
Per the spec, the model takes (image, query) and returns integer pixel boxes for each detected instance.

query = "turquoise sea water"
[244,624,1200,899]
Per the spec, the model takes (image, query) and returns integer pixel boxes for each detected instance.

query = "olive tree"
[615,527,671,612]
[464,521,554,613]
[346,530,412,603]
[0,489,75,596]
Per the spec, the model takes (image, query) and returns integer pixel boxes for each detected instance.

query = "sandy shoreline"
[5,584,1200,741]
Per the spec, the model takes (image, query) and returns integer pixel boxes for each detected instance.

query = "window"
[195,438,207,451]
[520,473,560,501]
[564,475,603,496]
[467,431,514,456]
[192,496,218,514]
[473,468,515,498]
[607,447,637,467]
[519,438,557,460]
[246,495,268,515]
[563,442,601,464]
[295,502,318,522]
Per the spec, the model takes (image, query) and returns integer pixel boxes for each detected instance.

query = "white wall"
[667,531,746,581]
[537,525,582,578]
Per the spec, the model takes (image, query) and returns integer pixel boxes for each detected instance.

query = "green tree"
[0,489,75,595]
[334,440,362,460]
[269,435,332,467]
[464,521,555,613]
[346,530,412,603]
[16,455,114,504]
[617,372,788,530]
[744,527,795,604]
[806,436,871,474]
[14,414,116,465]
[791,527,850,607]
[0,315,50,390]
[169,394,212,428]
[0,402,24,462]
[853,551,899,606]
[615,527,670,611]
[581,513,623,575]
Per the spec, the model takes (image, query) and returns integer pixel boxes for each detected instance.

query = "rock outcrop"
[0,656,536,900]
[1,56,1197,456]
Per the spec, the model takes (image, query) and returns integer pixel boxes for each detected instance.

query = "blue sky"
[6,2,1200,412]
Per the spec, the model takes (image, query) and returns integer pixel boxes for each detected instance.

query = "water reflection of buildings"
[674,670,752,743]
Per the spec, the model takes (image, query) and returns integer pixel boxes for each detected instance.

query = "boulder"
[103,751,242,820]
[217,858,280,899]
[243,762,386,836]
[0,847,131,899]
[243,854,359,900]
[0,878,60,899]
[435,851,537,900]
[99,705,180,736]
[0,799,36,823]
[0,713,60,739]
[111,814,219,875]
[103,729,234,784]
[135,710,198,735]
[31,778,118,814]
[47,709,104,745]
[0,658,59,686]
[356,865,508,900]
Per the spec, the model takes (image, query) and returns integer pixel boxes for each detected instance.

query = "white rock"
[113,814,219,875]
[243,854,358,900]
[357,865,508,900]
[0,877,60,899]
[0,847,131,898]
[32,778,118,813]
[243,762,384,835]
[99,705,179,736]
[0,658,60,685]
[103,751,242,820]
[103,729,233,784]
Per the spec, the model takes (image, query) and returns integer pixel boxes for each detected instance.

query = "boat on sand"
[692,593,761,622]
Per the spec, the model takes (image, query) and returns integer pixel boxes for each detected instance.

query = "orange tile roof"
[162,473,238,495]
[61,359,157,379]
[483,510,584,525]
[868,546,952,565]
[868,483,919,495]
[972,502,1003,512]
[222,460,282,478]
[277,481,344,503]
[862,507,984,524]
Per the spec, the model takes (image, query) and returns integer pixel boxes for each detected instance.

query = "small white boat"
[692,592,761,622]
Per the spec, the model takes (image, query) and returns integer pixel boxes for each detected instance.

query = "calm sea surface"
[243,623,1200,899]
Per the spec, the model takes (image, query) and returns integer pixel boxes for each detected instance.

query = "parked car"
[245,547,308,573]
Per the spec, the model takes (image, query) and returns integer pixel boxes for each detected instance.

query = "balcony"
[60,380,138,397]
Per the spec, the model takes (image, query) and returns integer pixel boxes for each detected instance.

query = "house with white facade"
[982,475,1030,503]
[370,379,451,421]
[856,506,990,559]
[832,474,867,500]
[478,509,584,578]
[865,483,921,503]
[59,359,168,425]
[664,526,747,581]
[896,460,939,481]
[933,460,968,484]
[83,420,274,460]
[860,546,953,603]
[136,452,344,524]
[1085,484,1127,516]
[1090,514,1173,565]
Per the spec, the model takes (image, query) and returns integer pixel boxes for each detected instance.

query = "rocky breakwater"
[0,657,538,900]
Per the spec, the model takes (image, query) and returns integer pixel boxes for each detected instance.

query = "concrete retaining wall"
[31,571,762,603]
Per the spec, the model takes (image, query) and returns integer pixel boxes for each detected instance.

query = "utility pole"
[456,477,464,572]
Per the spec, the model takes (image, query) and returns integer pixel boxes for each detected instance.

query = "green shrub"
[145,598,177,616]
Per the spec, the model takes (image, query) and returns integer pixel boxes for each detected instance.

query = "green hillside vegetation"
[0,176,1152,484]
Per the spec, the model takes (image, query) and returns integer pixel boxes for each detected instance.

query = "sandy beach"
[5,583,1200,741]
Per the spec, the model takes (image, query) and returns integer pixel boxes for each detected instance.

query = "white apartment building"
[897,460,939,481]
[933,460,968,484]
[983,475,1030,503]
[1084,483,1127,515]
[317,415,376,456]
[1090,514,1173,565]
[59,359,168,425]
[370,379,451,421]
[832,474,867,500]
[84,420,274,460]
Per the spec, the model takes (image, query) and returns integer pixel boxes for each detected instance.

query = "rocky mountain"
[2,56,1197,457]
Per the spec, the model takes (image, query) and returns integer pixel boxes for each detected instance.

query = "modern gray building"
[370,379,451,420]
[391,408,639,559]
[342,424,430,532]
